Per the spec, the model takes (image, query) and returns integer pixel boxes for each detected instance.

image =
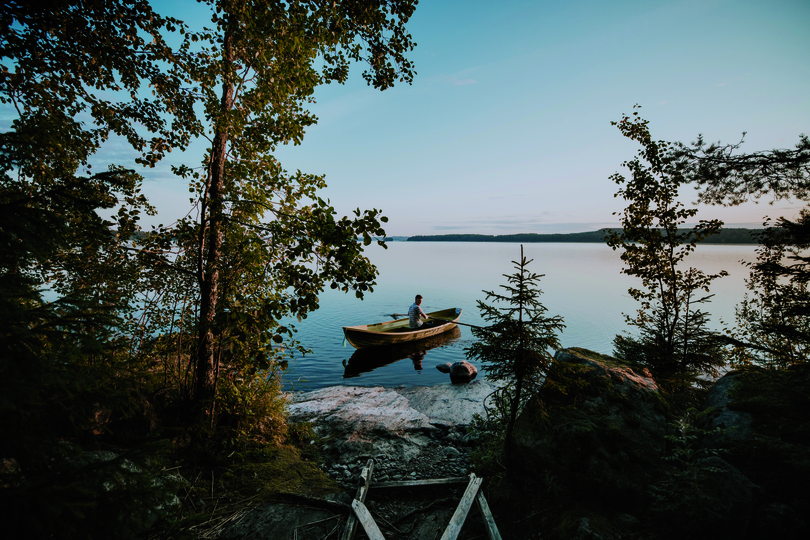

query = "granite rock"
[512,348,667,507]
[288,381,497,466]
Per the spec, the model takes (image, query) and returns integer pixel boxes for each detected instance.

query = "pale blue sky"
[144,0,810,234]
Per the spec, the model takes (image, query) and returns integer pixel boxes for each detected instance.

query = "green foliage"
[724,210,810,368]
[672,130,810,368]
[721,365,810,495]
[0,1,199,169]
[0,1,419,535]
[467,394,513,474]
[466,245,565,469]
[210,369,290,453]
[661,409,726,469]
[127,0,418,414]
[647,466,730,538]
[0,8,198,538]
[606,106,728,386]
[646,410,738,539]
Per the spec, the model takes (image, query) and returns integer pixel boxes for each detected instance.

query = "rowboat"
[342,308,463,349]
[343,326,462,377]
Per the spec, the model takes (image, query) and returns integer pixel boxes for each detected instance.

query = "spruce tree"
[466,245,565,468]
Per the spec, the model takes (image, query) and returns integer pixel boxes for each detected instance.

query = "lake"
[280,241,758,391]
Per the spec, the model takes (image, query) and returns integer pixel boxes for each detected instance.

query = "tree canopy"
[672,133,810,206]
[136,0,419,417]
[606,108,728,391]
[671,127,810,368]
[1,1,419,533]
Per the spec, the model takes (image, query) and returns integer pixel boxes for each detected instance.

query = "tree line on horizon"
[406,228,759,244]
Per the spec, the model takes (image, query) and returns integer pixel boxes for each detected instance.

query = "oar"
[429,317,487,330]
[390,313,486,330]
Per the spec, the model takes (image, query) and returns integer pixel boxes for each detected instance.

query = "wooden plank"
[340,459,375,540]
[371,477,469,489]
[439,473,483,540]
[351,499,386,540]
[475,491,502,540]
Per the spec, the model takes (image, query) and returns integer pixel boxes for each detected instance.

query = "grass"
[151,422,342,539]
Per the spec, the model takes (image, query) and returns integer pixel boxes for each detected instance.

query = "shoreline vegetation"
[404,228,759,244]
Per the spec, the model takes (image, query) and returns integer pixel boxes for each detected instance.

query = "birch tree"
[155,0,418,414]
[606,107,728,389]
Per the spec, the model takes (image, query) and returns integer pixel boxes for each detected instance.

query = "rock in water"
[435,361,477,383]
[511,347,666,508]
[449,360,477,383]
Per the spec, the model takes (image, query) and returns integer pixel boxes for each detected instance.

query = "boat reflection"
[342,326,463,378]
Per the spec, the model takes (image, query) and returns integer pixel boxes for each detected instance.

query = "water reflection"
[342,326,463,378]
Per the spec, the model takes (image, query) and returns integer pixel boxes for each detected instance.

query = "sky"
[142,0,809,235]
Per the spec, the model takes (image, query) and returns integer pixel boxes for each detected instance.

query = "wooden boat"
[342,308,462,349]
[342,326,462,377]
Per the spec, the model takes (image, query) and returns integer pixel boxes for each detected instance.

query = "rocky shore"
[219,349,810,539]
[216,381,498,540]
[287,380,498,484]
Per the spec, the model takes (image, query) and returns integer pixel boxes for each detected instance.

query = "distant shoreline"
[400,228,760,245]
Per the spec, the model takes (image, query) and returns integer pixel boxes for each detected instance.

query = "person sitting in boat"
[408,295,438,329]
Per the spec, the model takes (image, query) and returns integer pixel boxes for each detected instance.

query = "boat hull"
[343,326,462,378]
[342,308,462,349]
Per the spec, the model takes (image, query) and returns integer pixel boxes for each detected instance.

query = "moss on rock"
[512,348,667,509]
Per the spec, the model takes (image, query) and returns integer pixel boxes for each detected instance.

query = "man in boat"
[408,295,439,329]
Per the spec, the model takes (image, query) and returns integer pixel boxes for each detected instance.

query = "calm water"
[280,242,757,390]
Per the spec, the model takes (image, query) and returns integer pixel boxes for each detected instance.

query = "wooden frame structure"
[341,460,501,540]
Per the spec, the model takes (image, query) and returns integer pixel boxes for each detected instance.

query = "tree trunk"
[505,244,526,476]
[505,358,524,473]
[193,17,235,412]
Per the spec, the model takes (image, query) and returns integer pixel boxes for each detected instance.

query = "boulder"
[693,456,759,534]
[450,360,477,382]
[647,456,759,538]
[437,361,478,383]
[700,370,754,442]
[511,348,667,508]
[699,365,810,539]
